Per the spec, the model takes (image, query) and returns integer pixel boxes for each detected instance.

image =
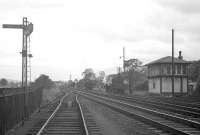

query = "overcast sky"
[0,0,200,81]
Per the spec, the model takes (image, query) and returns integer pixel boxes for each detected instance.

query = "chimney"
[178,51,183,60]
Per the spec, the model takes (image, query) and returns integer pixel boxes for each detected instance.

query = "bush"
[33,74,55,89]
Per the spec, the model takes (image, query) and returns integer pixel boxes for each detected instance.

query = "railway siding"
[90,92,200,123]
[77,91,200,135]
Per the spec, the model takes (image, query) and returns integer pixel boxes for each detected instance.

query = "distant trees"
[104,58,147,94]
[82,68,96,80]
[78,68,106,90]
[188,60,200,94]
[82,68,96,90]
[77,79,85,88]
[189,60,200,82]
[0,78,8,86]
[74,79,78,84]
[33,74,55,89]
[196,78,200,94]
[124,58,142,71]
[124,58,144,94]
[84,79,97,90]
[67,80,75,88]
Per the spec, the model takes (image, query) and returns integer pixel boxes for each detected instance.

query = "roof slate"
[146,56,190,66]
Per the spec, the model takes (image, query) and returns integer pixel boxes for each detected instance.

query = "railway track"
[87,91,200,119]
[26,96,61,134]
[33,93,101,135]
[130,94,200,109]
[91,90,200,109]
[77,91,200,135]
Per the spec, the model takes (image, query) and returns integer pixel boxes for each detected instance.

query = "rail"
[77,91,197,135]
[76,95,90,135]
[89,91,200,117]
[36,93,68,135]
[76,91,200,128]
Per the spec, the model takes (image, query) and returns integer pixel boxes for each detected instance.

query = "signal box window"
[153,81,156,89]
[167,65,171,75]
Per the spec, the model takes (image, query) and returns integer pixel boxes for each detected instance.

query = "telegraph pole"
[3,17,33,118]
[123,47,125,72]
[172,29,175,96]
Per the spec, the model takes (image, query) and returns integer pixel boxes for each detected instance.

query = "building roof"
[145,56,190,66]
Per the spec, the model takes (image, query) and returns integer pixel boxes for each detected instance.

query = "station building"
[146,51,190,95]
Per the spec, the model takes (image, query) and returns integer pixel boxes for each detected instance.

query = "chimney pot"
[178,51,183,60]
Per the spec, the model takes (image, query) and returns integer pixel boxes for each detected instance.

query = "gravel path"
[80,96,158,135]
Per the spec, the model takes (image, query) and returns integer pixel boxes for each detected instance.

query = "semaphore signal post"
[2,17,33,118]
